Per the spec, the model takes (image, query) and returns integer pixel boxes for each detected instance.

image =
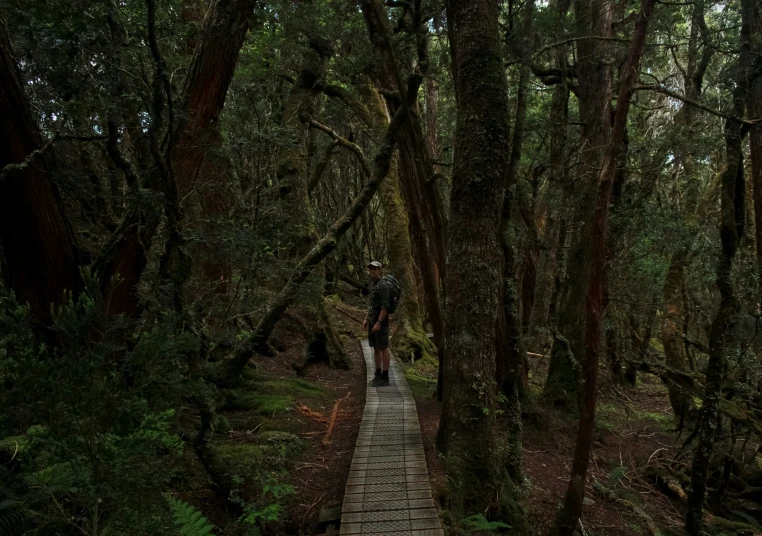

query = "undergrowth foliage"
[461,514,511,534]
[0,280,306,535]
[0,288,197,535]
[166,496,217,536]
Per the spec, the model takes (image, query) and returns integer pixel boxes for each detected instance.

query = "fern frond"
[0,509,29,536]
[166,495,216,536]
[730,510,761,529]
[461,513,511,533]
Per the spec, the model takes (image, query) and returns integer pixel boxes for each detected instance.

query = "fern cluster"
[166,496,217,536]
[0,289,198,535]
[461,514,511,534]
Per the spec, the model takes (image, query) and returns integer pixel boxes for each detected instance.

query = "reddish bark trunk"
[0,18,82,320]
[173,0,254,195]
[99,0,253,313]
[552,0,657,532]
[359,3,447,393]
[172,0,255,287]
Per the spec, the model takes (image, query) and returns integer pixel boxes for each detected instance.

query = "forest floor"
[410,350,690,536]
[227,295,689,536]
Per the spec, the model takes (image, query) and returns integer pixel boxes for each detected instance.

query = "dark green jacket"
[368,278,391,320]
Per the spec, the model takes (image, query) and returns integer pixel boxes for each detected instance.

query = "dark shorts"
[368,317,390,349]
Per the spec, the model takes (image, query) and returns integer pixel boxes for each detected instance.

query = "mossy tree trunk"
[685,1,753,531]
[437,0,524,527]
[364,86,435,363]
[543,0,613,408]
[275,38,349,369]
[552,0,656,532]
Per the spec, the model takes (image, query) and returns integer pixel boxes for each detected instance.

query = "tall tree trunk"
[497,0,535,483]
[659,0,712,418]
[529,0,571,333]
[0,17,82,321]
[531,70,570,331]
[685,1,753,532]
[750,2,762,291]
[552,0,657,532]
[662,253,694,420]
[543,0,614,407]
[437,0,523,526]
[173,0,255,290]
[277,39,332,256]
[275,37,349,368]
[365,85,435,362]
[359,1,447,397]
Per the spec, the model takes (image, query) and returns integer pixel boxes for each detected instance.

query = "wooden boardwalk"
[339,340,443,535]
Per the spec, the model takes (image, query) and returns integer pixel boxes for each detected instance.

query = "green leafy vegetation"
[401,358,439,399]
[167,496,217,536]
[461,514,511,534]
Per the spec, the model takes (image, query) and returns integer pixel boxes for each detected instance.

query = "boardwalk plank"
[339,341,443,535]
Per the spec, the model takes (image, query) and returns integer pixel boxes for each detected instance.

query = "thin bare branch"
[1,134,108,183]
[308,119,372,177]
[634,84,759,125]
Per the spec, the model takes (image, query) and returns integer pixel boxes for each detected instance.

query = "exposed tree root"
[393,316,436,363]
[592,481,661,536]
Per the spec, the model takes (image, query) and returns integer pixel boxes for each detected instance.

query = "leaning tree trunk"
[0,17,82,321]
[552,0,657,533]
[220,99,413,381]
[436,0,523,527]
[685,1,753,532]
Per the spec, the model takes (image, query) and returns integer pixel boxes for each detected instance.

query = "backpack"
[380,275,401,314]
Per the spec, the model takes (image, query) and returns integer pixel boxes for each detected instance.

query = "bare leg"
[374,346,382,370]
[382,348,391,372]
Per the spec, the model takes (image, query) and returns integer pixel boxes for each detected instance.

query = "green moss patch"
[223,376,331,415]
[401,357,439,399]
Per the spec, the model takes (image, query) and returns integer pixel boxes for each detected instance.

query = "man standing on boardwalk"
[363,261,391,386]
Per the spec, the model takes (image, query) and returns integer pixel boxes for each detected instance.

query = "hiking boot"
[368,369,381,386]
[370,375,390,387]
